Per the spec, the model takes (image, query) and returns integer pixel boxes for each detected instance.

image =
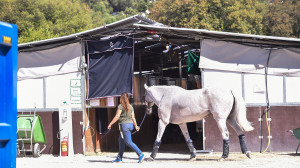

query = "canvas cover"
[199,39,300,76]
[18,42,82,80]
[86,35,133,99]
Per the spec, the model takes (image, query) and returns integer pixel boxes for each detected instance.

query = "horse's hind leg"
[227,117,251,158]
[178,123,197,161]
[149,119,167,161]
[215,119,230,160]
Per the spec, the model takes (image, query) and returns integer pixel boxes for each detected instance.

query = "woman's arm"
[131,111,140,131]
[108,109,122,129]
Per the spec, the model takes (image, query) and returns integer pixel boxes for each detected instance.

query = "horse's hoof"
[147,157,155,162]
[188,157,196,161]
[218,157,226,162]
[246,151,251,159]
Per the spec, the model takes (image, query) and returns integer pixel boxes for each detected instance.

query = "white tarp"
[18,42,81,80]
[45,72,81,108]
[17,78,44,108]
[202,69,290,104]
[243,74,283,104]
[199,39,300,76]
[17,72,82,109]
[286,76,300,103]
[202,70,243,98]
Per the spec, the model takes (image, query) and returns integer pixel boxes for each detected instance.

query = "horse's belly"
[169,110,211,124]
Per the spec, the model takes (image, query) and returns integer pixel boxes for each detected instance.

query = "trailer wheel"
[33,143,41,157]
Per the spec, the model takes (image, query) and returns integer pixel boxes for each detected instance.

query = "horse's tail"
[231,91,254,132]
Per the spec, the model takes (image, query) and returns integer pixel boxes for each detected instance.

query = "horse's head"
[144,84,155,115]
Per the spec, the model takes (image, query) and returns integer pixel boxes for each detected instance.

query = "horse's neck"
[149,88,163,106]
[150,86,179,105]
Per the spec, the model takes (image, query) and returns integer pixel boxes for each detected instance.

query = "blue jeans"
[117,123,142,159]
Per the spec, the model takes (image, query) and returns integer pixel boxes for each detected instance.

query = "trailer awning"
[200,39,300,76]
[18,42,81,80]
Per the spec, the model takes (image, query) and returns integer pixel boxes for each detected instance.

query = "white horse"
[144,84,254,161]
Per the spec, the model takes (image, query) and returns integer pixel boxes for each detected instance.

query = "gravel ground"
[17,152,300,168]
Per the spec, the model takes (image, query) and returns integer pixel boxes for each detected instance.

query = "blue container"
[0,21,18,168]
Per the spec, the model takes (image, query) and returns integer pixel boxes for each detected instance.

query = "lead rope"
[132,111,147,135]
[100,128,111,141]
[100,111,147,141]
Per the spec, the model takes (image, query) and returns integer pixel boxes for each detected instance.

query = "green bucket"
[293,128,300,140]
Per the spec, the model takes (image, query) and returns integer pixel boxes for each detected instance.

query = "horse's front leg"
[149,119,167,161]
[179,123,197,161]
[216,119,230,161]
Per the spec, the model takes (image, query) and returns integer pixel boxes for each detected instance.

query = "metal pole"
[139,52,142,102]
[179,52,182,87]
[259,106,263,153]
[80,39,86,154]
[160,56,164,79]
[202,119,205,150]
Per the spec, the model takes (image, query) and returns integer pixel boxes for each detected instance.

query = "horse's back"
[165,87,211,124]
[203,87,233,97]
[158,86,232,104]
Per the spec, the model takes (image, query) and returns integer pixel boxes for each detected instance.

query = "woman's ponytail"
[120,92,129,111]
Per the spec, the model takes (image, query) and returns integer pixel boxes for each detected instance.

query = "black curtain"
[96,108,108,134]
[86,36,134,99]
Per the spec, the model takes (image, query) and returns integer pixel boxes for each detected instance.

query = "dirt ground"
[17,151,300,168]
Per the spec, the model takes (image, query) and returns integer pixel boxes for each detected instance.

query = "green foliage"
[0,0,153,43]
[109,0,134,11]
[107,0,152,15]
[295,1,300,37]
[90,0,119,26]
[0,0,94,43]
[150,0,268,35]
[263,0,300,38]
[150,0,194,27]
[150,0,299,37]
[1,0,299,43]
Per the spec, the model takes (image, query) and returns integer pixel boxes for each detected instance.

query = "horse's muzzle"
[146,107,152,115]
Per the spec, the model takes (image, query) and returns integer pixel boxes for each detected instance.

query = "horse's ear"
[144,83,149,90]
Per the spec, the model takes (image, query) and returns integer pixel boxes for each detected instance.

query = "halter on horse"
[144,84,253,161]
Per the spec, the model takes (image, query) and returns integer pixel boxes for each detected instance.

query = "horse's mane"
[148,85,185,97]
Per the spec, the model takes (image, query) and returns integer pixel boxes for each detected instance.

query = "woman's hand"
[135,126,140,132]
[108,124,112,130]
[107,109,121,130]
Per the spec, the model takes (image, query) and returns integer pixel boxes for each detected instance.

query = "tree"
[150,0,268,35]
[90,0,120,26]
[263,0,300,37]
[294,1,300,37]
[107,0,152,15]
[0,0,93,43]
[149,0,195,27]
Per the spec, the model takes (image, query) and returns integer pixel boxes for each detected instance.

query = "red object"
[147,30,156,34]
[61,137,68,156]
